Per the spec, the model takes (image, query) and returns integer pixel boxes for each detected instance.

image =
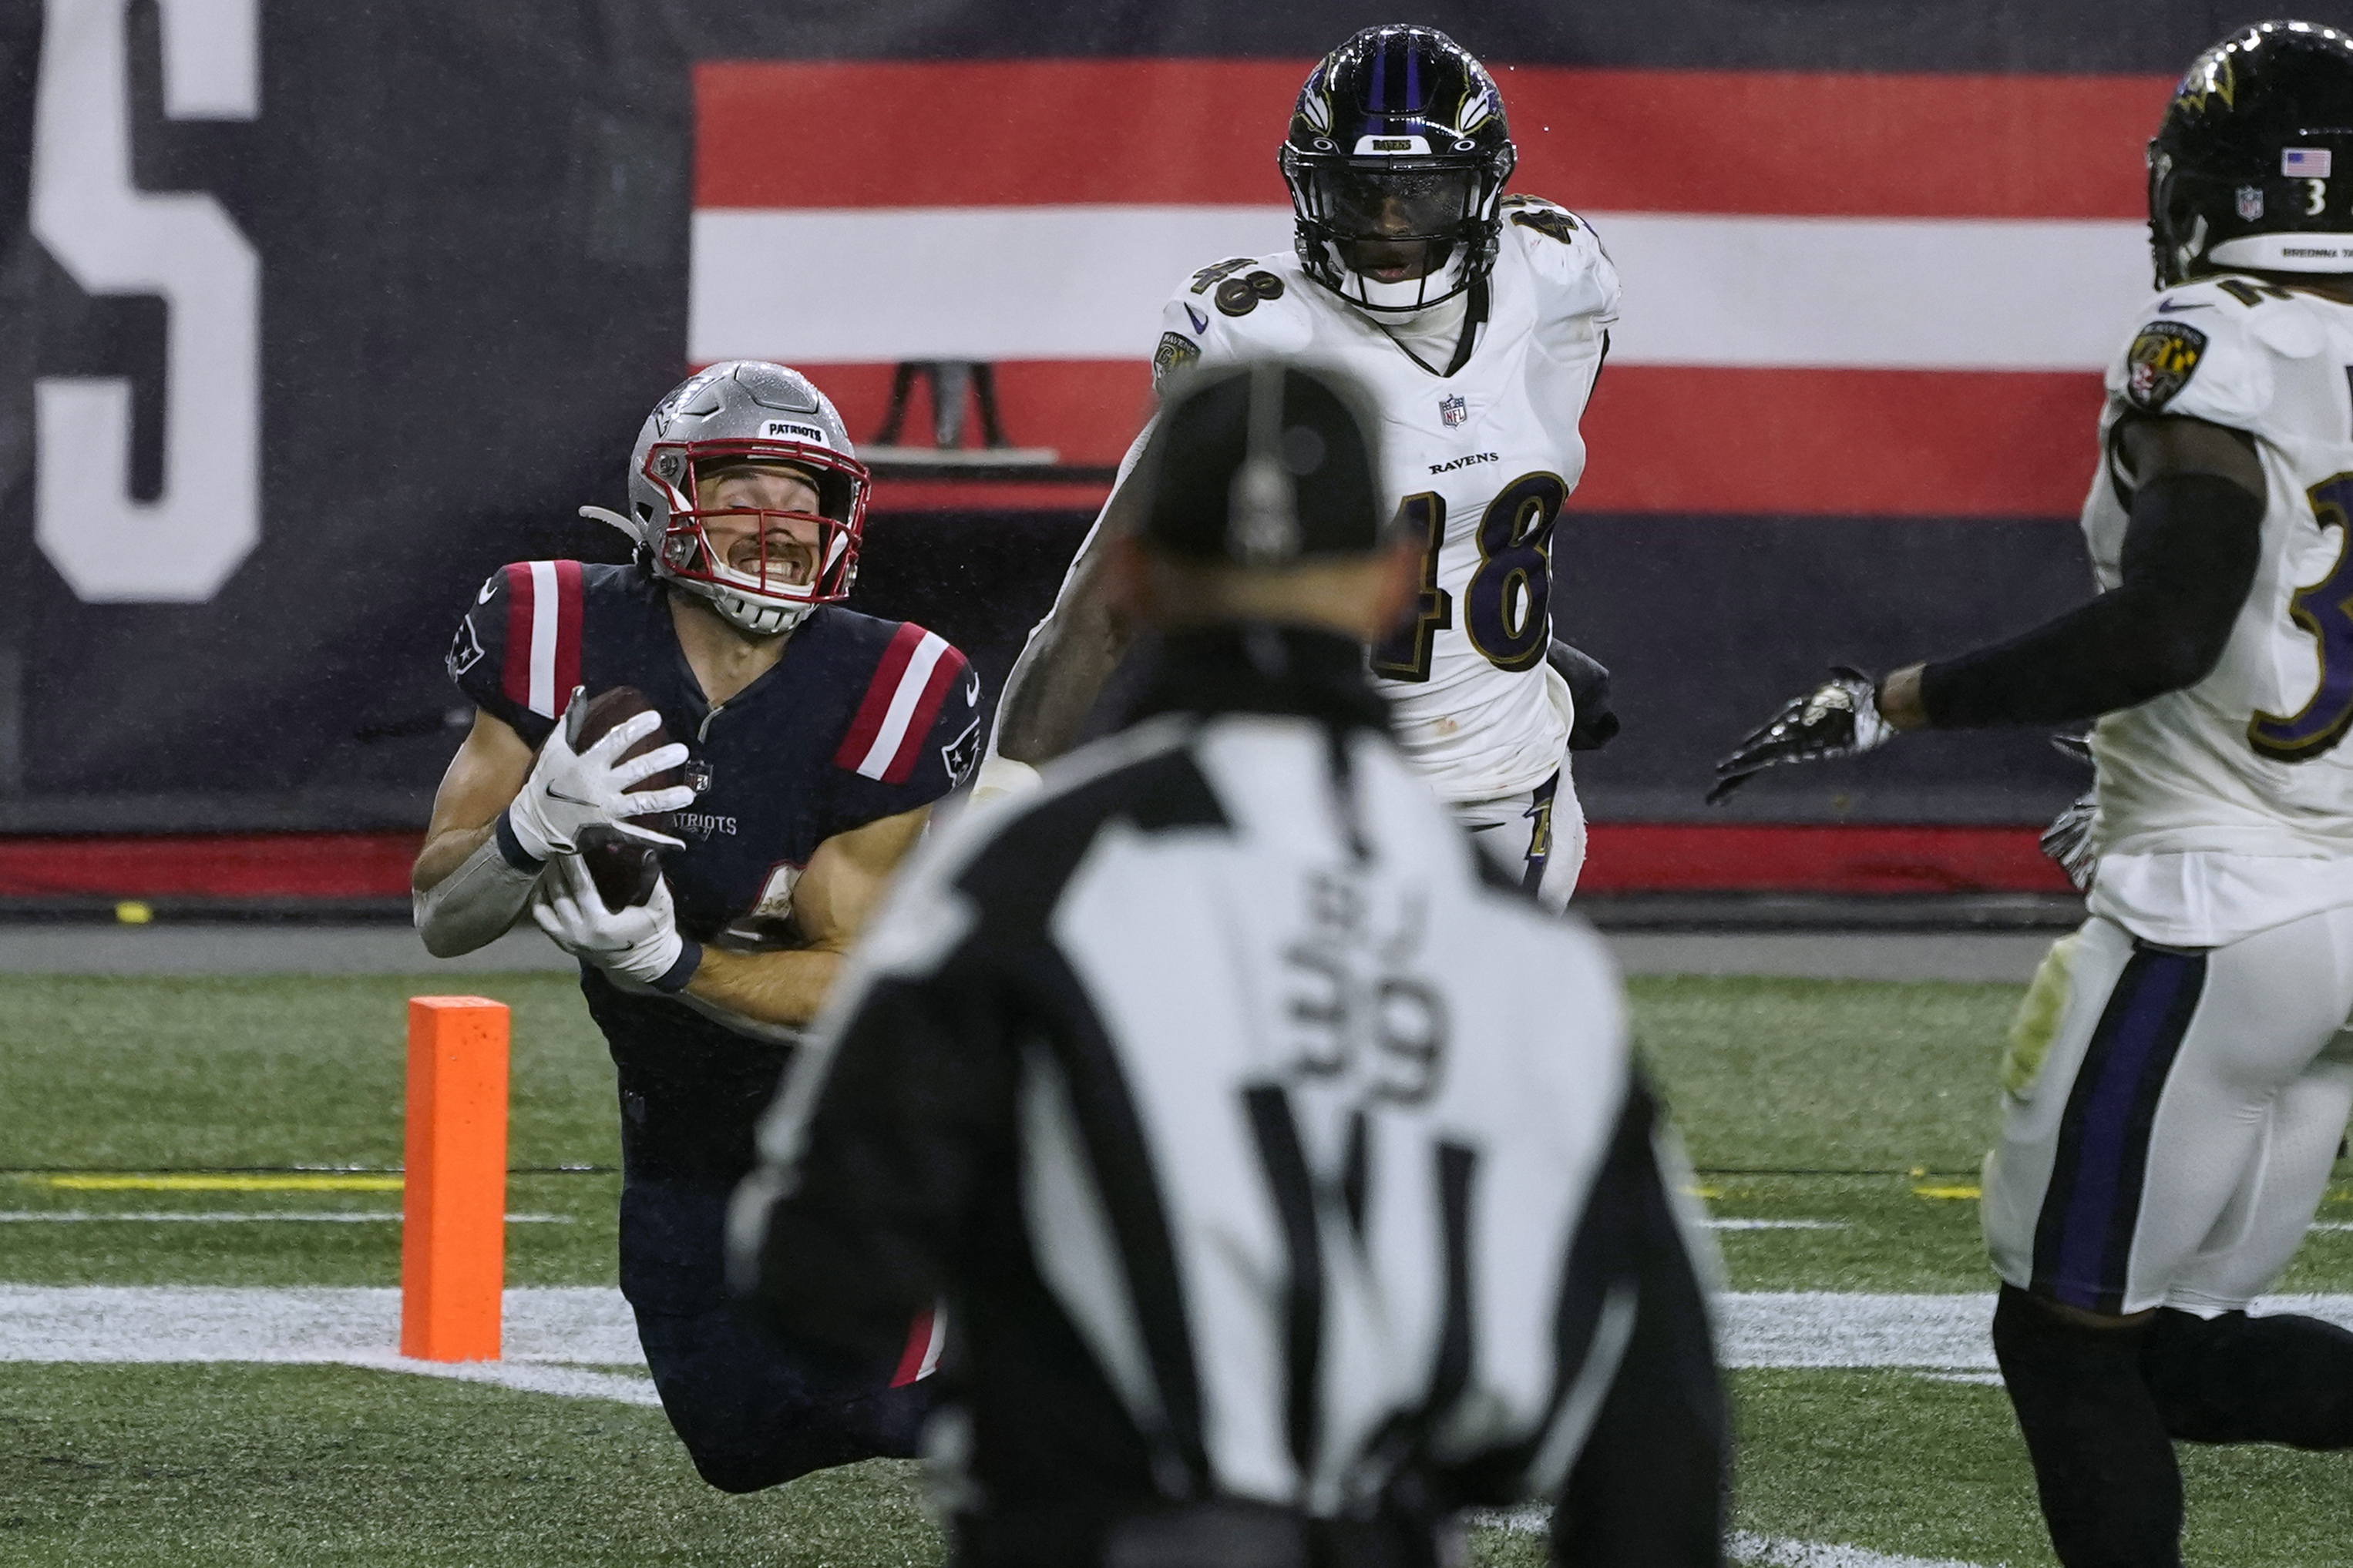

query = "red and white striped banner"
[691,62,2175,515]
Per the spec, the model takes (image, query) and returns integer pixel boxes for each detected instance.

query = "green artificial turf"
[0,1363,936,1567]
[0,974,618,1172]
[3,969,2349,1565]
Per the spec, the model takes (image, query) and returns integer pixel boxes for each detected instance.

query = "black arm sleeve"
[1918,471,2263,729]
[1551,1083,1729,1568]
[731,963,1015,1375]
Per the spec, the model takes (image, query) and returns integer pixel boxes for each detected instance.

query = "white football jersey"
[2082,274,2353,947]
[1151,196,1620,802]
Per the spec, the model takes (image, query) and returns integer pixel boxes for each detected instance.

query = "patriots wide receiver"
[1713,23,2353,1566]
[979,24,1622,908]
[412,361,980,1491]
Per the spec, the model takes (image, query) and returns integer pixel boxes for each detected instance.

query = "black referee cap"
[1134,361,1387,565]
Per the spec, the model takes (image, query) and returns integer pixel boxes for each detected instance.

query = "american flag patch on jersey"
[2284,148,2334,178]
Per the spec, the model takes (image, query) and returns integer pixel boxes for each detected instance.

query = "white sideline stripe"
[1706,1219,1847,1231]
[689,205,2150,371]
[526,559,558,719]
[12,1288,2353,1372]
[0,1211,570,1224]
[1726,1533,1992,1568]
[1720,1291,2353,1368]
[1469,1509,1988,1568]
[338,1355,662,1406]
[855,630,950,781]
[0,1285,645,1365]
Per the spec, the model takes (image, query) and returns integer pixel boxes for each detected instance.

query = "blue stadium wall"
[0,2,2307,837]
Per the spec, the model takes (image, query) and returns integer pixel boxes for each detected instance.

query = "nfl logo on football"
[1439,393,1467,428]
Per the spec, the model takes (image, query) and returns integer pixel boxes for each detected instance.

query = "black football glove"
[1707,666,1898,804]
[1547,640,1620,752]
[2039,733,2098,891]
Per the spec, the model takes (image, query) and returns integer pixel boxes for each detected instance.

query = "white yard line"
[0,1211,569,1223]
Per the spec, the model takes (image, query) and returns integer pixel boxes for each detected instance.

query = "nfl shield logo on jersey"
[684,757,714,795]
[2237,184,2265,220]
[1439,394,1467,428]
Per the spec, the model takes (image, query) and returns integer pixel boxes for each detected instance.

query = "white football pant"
[1982,905,2353,1318]
[1452,754,1585,913]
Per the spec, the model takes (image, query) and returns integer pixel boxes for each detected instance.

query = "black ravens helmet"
[1279,25,1517,314]
[2150,19,2353,287]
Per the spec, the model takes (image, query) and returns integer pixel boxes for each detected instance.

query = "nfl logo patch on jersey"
[2238,184,2265,220]
[1439,394,1467,428]
[683,757,714,794]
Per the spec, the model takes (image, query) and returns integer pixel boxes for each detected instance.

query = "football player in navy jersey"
[412,361,982,1491]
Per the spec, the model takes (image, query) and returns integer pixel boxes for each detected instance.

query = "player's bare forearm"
[995,593,1131,764]
[1875,666,1929,730]
[412,710,533,891]
[686,944,845,1028]
[993,478,1145,764]
[682,806,931,1026]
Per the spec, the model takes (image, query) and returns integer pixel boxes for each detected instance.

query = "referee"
[728,361,1727,1566]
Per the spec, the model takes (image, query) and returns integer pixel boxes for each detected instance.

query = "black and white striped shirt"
[731,625,1724,1566]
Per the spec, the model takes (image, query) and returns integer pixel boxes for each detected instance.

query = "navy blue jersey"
[448,561,980,1163]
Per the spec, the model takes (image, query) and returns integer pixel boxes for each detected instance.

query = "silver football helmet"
[583,361,871,636]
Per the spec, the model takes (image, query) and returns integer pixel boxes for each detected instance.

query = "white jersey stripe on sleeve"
[854,630,950,780]
[526,559,560,718]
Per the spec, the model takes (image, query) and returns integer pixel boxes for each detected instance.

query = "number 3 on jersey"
[1370,472,1568,681]
[2249,471,2353,761]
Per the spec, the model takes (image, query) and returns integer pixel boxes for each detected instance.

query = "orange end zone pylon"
[400,996,511,1362]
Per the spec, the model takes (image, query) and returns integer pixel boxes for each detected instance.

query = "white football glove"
[1709,666,1899,804]
[504,692,696,861]
[531,853,697,989]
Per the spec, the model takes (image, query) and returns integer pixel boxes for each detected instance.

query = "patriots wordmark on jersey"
[2082,273,2353,946]
[1151,193,1621,804]
[449,559,981,1045]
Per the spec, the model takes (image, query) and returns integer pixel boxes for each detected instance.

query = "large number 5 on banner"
[31,0,261,603]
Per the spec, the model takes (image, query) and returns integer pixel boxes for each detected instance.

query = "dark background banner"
[1,2,2319,834]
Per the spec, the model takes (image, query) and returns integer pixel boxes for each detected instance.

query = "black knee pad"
[2141,1307,2353,1450]
[1991,1285,2183,1568]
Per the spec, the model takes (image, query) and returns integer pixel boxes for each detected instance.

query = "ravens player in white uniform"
[1713,23,2353,1566]
[980,25,1622,908]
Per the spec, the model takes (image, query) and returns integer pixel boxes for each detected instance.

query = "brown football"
[563,686,681,911]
